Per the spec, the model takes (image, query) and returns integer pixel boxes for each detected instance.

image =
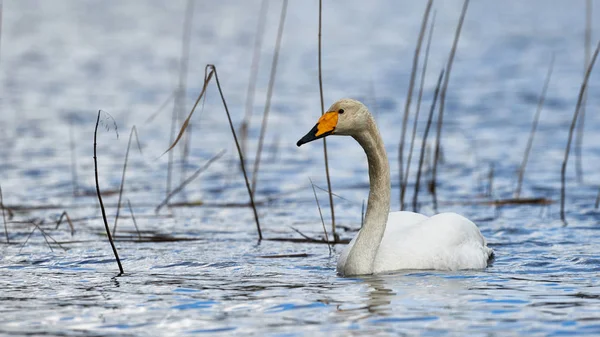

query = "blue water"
[1,0,600,336]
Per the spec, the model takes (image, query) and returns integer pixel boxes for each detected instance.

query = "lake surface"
[1,0,600,336]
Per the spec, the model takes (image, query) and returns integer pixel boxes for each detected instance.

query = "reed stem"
[432,0,470,212]
[399,0,433,210]
[413,69,444,212]
[515,55,554,198]
[318,0,336,240]
[94,111,124,275]
[251,0,288,196]
[560,40,600,224]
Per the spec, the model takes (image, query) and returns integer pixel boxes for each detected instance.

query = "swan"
[297,98,493,276]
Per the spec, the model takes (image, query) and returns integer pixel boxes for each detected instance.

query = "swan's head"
[296,98,369,147]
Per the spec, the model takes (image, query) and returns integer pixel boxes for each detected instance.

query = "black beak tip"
[297,124,320,148]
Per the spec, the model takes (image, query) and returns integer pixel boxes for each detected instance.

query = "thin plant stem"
[576,0,593,184]
[251,0,288,196]
[432,0,469,213]
[145,90,176,124]
[399,0,433,210]
[167,0,195,199]
[361,199,365,229]
[0,0,2,65]
[211,65,263,240]
[310,178,331,254]
[156,150,225,213]
[487,163,494,198]
[179,0,195,189]
[113,126,142,236]
[19,227,37,253]
[240,0,269,157]
[55,211,75,236]
[164,65,262,239]
[126,199,142,240]
[515,55,554,198]
[94,110,124,275]
[16,220,66,252]
[404,10,436,208]
[560,40,600,224]
[413,69,444,212]
[318,0,336,241]
[163,70,213,154]
[0,185,7,243]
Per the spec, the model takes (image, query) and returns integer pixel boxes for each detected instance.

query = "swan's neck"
[342,116,390,276]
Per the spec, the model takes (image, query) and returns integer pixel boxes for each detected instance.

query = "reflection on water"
[1,0,600,336]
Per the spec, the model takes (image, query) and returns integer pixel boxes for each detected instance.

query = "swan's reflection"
[361,275,395,315]
[333,271,478,323]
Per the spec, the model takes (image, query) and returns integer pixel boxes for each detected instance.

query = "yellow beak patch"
[315,112,338,137]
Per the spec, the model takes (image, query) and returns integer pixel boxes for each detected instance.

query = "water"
[1,0,600,335]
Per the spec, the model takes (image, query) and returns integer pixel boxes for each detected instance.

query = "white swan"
[297,98,493,276]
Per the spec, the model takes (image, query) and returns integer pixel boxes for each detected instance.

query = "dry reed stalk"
[515,55,554,198]
[155,150,225,213]
[403,10,436,209]
[182,123,192,191]
[432,0,470,212]
[413,69,444,212]
[179,0,195,188]
[166,103,177,199]
[399,0,433,210]
[15,219,64,252]
[310,178,331,253]
[595,187,600,209]
[576,0,593,183]
[560,41,600,224]
[259,253,310,259]
[93,110,124,275]
[0,0,2,65]
[311,184,350,202]
[211,65,263,240]
[318,0,336,241]
[19,221,51,253]
[487,163,494,198]
[32,220,66,251]
[55,211,75,236]
[113,126,142,236]
[0,185,7,243]
[19,227,37,253]
[266,237,351,245]
[160,64,265,239]
[126,199,142,240]
[166,0,195,200]
[69,119,79,197]
[240,0,269,157]
[361,199,365,228]
[163,69,213,154]
[290,227,326,243]
[145,90,176,124]
[251,0,288,196]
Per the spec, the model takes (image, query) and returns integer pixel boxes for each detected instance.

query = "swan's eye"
[338,109,345,114]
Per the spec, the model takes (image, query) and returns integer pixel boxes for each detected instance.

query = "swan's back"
[337,211,493,274]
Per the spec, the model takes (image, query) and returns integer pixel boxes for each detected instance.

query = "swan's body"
[338,211,492,274]
[297,98,493,276]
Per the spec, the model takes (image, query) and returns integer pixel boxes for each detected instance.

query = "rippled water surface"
[2,1,600,336]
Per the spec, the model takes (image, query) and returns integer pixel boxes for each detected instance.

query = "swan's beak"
[296,112,338,147]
